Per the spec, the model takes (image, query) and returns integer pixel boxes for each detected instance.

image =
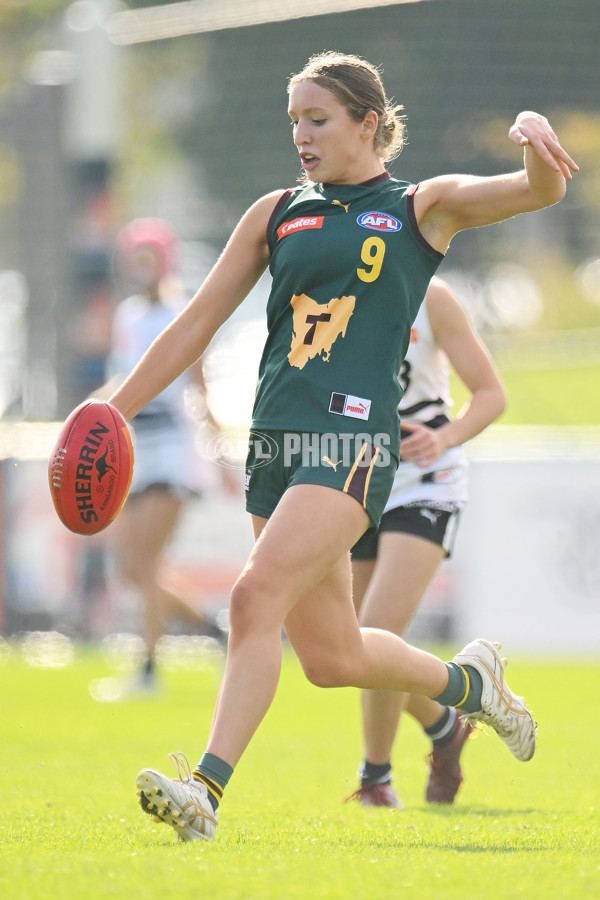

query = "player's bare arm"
[414,110,578,254]
[400,278,506,467]
[427,279,506,449]
[109,190,284,421]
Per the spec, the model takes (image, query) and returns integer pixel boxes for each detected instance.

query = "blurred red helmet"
[115,218,178,280]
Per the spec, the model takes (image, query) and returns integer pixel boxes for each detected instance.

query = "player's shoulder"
[240,189,295,241]
[426,276,461,312]
[252,188,295,216]
[426,276,471,337]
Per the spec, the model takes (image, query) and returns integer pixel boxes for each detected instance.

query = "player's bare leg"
[116,491,220,680]
[118,491,181,658]
[351,532,471,805]
[206,485,449,768]
[137,485,535,840]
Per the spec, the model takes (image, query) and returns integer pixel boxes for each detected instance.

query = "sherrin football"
[48,399,134,535]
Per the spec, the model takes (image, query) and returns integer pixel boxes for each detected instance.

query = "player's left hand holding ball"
[48,399,134,535]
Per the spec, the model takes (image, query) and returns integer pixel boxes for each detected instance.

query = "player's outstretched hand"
[509,111,579,180]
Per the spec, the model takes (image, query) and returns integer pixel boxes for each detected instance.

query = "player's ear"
[361,110,378,141]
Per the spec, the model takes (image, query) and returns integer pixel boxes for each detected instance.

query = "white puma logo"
[420,508,441,525]
[322,456,343,472]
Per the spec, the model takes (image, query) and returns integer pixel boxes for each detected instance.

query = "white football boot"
[453,639,536,762]
[137,752,218,841]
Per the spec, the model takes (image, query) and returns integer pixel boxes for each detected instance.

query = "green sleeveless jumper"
[252,173,443,461]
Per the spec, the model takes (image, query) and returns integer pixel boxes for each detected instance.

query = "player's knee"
[301,655,352,689]
[228,575,275,638]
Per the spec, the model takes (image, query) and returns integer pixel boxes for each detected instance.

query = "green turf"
[452,362,600,426]
[498,365,600,425]
[1,645,598,899]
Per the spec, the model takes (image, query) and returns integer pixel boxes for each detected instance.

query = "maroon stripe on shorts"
[343,442,379,508]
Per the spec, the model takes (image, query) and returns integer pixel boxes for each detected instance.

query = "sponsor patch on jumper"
[277,216,325,240]
[329,392,372,421]
[357,212,402,232]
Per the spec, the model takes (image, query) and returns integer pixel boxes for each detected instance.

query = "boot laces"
[169,751,193,785]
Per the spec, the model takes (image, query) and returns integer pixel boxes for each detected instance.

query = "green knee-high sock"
[433,662,483,714]
[192,752,234,812]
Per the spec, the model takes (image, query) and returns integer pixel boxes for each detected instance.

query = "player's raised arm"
[414,110,578,254]
[108,191,283,422]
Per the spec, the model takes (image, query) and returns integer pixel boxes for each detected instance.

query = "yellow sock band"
[456,665,471,708]
[192,771,223,801]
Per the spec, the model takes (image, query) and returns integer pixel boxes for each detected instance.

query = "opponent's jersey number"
[399,359,411,393]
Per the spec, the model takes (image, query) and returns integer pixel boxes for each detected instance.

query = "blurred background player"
[99,218,229,691]
[348,275,506,807]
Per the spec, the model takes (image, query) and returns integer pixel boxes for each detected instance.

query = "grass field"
[2,357,600,897]
[452,362,600,427]
[1,643,598,899]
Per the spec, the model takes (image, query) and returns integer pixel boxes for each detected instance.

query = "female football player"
[106,52,577,840]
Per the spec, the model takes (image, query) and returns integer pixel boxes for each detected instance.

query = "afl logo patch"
[357,212,402,232]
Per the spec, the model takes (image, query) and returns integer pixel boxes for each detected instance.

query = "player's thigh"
[233,482,369,627]
[358,531,445,634]
[120,490,182,560]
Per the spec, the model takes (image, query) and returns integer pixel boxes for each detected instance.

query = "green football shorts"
[244,429,398,528]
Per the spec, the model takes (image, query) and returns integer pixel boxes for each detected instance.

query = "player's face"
[288,80,373,184]
[123,245,162,292]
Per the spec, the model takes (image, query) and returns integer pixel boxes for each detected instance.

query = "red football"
[48,399,134,535]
